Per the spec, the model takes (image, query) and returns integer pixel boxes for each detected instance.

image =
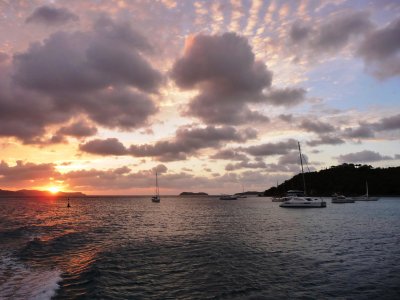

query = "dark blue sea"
[1,196,399,299]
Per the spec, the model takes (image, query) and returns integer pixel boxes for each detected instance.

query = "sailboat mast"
[155,172,158,196]
[298,141,307,195]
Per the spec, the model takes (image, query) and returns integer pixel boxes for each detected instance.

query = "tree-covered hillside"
[263,164,400,196]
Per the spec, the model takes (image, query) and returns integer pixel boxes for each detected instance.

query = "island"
[0,189,86,198]
[179,192,209,196]
[262,163,400,197]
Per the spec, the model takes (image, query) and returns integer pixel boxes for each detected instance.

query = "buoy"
[67,198,71,208]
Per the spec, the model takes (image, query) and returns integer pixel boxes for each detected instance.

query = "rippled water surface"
[1,196,400,299]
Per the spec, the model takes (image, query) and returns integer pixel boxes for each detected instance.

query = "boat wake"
[0,254,61,300]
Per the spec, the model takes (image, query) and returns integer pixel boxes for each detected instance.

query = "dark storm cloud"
[264,87,307,107]
[307,135,345,147]
[358,17,400,79]
[25,5,79,26]
[299,119,336,134]
[336,150,394,163]
[79,138,128,156]
[80,125,255,161]
[57,120,98,138]
[171,32,272,125]
[0,16,162,143]
[240,139,297,156]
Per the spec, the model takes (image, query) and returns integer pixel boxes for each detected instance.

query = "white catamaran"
[151,172,161,203]
[280,142,326,208]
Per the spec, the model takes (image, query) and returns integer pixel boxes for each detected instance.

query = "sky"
[0,0,399,195]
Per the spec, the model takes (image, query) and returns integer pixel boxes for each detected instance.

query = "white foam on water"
[0,255,62,300]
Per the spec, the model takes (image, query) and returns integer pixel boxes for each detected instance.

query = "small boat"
[351,181,379,201]
[331,194,355,203]
[151,172,161,203]
[280,142,326,208]
[219,195,238,200]
[236,185,247,198]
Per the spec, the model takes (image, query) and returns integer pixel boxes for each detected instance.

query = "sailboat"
[151,172,161,203]
[237,184,247,198]
[280,142,326,208]
[351,181,379,201]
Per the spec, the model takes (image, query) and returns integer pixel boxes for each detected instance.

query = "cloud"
[307,135,345,146]
[343,124,375,138]
[374,113,400,131]
[80,125,256,161]
[0,160,59,187]
[14,17,161,94]
[264,87,307,107]
[79,138,128,156]
[57,120,98,138]
[25,5,79,26]
[0,16,162,143]
[358,17,400,79]
[171,32,272,125]
[336,150,394,163]
[278,151,308,165]
[210,149,249,161]
[225,160,267,171]
[290,11,373,56]
[299,119,336,134]
[240,139,297,156]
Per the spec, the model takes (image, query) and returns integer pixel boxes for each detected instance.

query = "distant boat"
[236,185,247,198]
[219,194,238,200]
[151,172,161,203]
[280,142,326,208]
[351,181,379,201]
[331,194,355,203]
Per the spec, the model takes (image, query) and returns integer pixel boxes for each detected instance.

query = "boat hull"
[280,197,326,208]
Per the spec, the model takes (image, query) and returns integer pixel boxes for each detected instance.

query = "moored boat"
[279,142,326,208]
[331,194,355,203]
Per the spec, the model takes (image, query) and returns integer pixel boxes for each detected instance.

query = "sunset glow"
[48,187,60,194]
[0,1,399,195]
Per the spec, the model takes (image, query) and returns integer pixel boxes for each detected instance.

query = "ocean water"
[1,196,399,299]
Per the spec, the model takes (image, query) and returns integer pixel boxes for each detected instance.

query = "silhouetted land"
[263,164,400,197]
[179,192,209,196]
[0,189,86,197]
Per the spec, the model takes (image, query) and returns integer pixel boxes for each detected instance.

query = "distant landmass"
[179,192,209,196]
[234,191,261,196]
[0,189,86,197]
[263,164,400,197]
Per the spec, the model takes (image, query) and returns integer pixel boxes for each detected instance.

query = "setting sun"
[48,186,60,194]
